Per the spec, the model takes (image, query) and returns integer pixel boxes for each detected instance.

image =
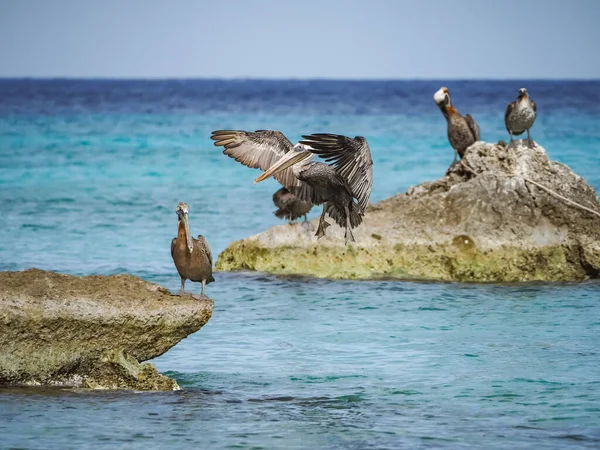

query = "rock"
[216,141,600,282]
[0,268,213,390]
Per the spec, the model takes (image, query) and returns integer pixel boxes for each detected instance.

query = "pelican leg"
[446,149,460,174]
[301,214,315,232]
[315,205,331,239]
[179,277,186,295]
[509,131,513,143]
[201,279,206,296]
[344,206,355,245]
[527,129,533,148]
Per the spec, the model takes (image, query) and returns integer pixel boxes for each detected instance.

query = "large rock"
[0,269,213,390]
[216,141,600,282]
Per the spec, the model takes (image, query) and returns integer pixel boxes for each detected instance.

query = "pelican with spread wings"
[211,130,373,244]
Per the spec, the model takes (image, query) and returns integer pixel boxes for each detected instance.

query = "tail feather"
[327,201,363,229]
[274,208,293,220]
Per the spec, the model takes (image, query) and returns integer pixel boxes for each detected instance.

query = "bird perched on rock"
[171,202,214,296]
[272,187,313,228]
[433,86,480,169]
[505,88,537,147]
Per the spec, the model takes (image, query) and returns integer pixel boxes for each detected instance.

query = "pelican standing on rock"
[272,187,313,225]
[171,202,214,296]
[211,130,314,229]
[254,133,373,244]
[434,86,480,168]
[505,88,537,146]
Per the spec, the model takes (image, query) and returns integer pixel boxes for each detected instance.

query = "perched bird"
[505,88,537,146]
[254,133,373,244]
[171,202,214,296]
[211,130,314,228]
[272,187,313,225]
[433,86,480,168]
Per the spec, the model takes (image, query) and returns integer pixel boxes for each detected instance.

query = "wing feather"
[300,134,373,213]
[504,101,516,132]
[195,235,213,267]
[211,129,318,203]
[465,114,480,141]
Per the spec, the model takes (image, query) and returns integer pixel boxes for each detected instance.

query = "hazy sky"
[1,0,599,79]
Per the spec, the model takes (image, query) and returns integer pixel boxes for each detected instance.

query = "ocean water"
[1,79,599,449]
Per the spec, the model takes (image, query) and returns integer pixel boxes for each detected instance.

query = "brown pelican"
[254,133,373,244]
[171,202,214,296]
[273,187,312,225]
[434,86,480,168]
[505,88,537,146]
[211,130,316,228]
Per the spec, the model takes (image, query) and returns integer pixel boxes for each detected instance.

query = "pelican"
[254,133,373,244]
[505,88,537,146]
[434,86,480,168]
[272,187,313,225]
[171,202,214,296]
[211,130,316,227]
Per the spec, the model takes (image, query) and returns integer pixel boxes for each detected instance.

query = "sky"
[1,0,599,79]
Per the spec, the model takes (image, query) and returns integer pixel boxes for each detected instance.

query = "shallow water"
[1,80,599,448]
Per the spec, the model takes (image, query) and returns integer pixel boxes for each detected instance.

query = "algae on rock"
[216,141,600,282]
[0,269,214,390]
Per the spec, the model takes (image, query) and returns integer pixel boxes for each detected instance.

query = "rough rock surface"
[216,141,600,282]
[0,269,214,390]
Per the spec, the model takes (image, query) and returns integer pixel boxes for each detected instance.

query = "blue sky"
[1,0,599,79]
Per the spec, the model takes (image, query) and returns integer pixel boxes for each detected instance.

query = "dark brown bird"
[434,86,480,168]
[505,88,537,146]
[254,133,373,244]
[211,129,373,244]
[171,202,214,296]
[272,187,312,224]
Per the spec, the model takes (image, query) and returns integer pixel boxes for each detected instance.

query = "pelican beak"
[254,149,311,184]
[182,213,194,253]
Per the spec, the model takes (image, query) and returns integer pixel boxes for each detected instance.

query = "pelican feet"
[344,227,356,245]
[445,159,462,175]
[315,219,331,239]
[302,220,315,233]
[171,290,189,297]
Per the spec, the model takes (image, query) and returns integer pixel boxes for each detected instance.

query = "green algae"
[216,240,593,282]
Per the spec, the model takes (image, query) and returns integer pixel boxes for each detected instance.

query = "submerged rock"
[216,141,600,282]
[0,269,213,390]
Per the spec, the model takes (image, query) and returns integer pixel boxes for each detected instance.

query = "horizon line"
[1,76,599,82]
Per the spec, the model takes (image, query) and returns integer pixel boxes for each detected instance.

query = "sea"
[0,79,599,449]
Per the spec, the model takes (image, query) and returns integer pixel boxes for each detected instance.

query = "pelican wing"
[170,237,177,259]
[300,133,373,212]
[531,100,537,114]
[504,101,516,132]
[211,130,318,203]
[465,114,480,141]
[195,235,213,267]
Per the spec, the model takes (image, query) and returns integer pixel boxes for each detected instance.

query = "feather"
[211,130,319,204]
[299,134,373,213]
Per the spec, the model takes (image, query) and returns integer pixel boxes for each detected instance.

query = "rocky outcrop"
[0,269,213,390]
[216,141,600,282]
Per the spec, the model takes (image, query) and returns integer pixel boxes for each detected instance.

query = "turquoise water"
[1,80,600,448]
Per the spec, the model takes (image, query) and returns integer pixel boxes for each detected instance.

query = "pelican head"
[518,88,528,98]
[433,86,451,107]
[254,143,313,184]
[176,202,194,253]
